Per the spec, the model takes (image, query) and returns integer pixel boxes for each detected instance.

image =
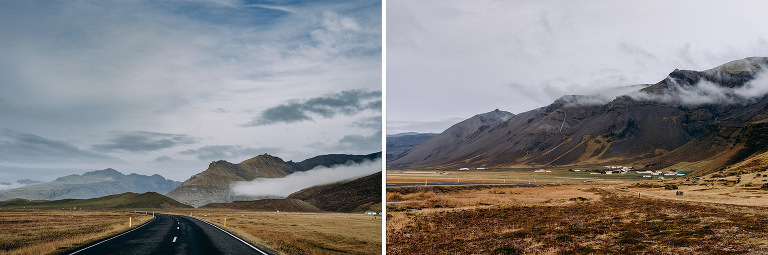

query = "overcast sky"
[387,0,768,135]
[0,0,381,182]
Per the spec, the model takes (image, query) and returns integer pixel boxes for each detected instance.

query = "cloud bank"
[230,158,381,197]
[0,130,113,163]
[92,131,198,153]
[246,89,381,126]
[0,181,29,191]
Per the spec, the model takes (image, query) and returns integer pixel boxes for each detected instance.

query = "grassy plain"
[158,209,381,255]
[387,169,768,254]
[387,168,652,184]
[0,210,152,255]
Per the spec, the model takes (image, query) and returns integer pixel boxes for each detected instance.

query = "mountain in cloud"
[167,152,381,207]
[390,57,768,176]
[386,132,438,162]
[200,171,381,213]
[0,169,181,201]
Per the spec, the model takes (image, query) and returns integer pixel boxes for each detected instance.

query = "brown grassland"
[0,210,153,255]
[0,208,380,255]
[387,170,768,254]
[160,209,381,255]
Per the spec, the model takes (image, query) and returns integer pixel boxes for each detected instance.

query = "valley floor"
[387,182,768,254]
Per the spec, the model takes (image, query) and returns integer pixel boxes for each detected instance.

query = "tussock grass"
[189,210,380,255]
[387,185,768,254]
[0,210,152,255]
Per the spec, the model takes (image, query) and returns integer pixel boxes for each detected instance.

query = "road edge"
[185,215,276,255]
[67,215,156,255]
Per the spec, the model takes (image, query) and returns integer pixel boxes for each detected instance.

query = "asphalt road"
[69,213,270,255]
[386,182,545,187]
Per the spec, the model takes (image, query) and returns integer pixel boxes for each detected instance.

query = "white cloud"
[0,0,381,182]
[387,0,768,133]
[0,181,28,191]
[230,158,381,197]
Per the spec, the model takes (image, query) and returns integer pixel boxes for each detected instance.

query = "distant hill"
[200,199,323,212]
[0,169,181,201]
[0,192,191,209]
[287,172,381,213]
[167,152,381,207]
[389,109,514,170]
[389,57,768,177]
[386,133,437,162]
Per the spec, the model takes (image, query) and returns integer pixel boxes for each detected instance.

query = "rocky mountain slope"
[287,171,381,212]
[387,133,438,162]
[167,152,381,207]
[389,57,768,176]
[0,169,181,201]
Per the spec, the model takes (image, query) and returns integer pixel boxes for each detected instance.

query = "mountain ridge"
[0,169,181,201]
[389,57,768,176]
[0,191,191,209]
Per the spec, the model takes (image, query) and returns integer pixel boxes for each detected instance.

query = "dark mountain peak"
[439,109,513,139]
[475,109,514,122]
[643,57,768,95]
[239,153,286,166]
[83,168,124,177]
[294,152,381,171]
[208,159,236,168]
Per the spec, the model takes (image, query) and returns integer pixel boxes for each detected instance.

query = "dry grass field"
[161,209,381,255]
[387,184,768,254]
[626,170,768,207]
[0,210,152,255]
[387,168,650,184]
